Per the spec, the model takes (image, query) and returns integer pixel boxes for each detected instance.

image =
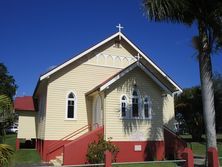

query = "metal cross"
[136,53,142,61]
[116,24,124,33]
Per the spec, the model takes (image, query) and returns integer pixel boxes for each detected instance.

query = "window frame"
[65,91,77,120]
[120,95,128,118]
[144,96,152,120]
[131,89,141,119]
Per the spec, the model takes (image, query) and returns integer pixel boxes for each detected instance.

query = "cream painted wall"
[84,43,136,68]
[36,86,47,139]
[104,67,173,141]
[162,94,175,129]
[18,111,36,139]
[44,43,136,140]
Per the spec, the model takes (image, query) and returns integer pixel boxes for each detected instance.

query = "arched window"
[121,95,127,118]
[132,90,139,117]
[144,96,152,119]
[66,92,76,119]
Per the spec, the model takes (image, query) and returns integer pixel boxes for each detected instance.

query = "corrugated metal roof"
[14,96,35,112]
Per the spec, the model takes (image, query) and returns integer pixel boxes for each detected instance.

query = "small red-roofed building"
[14,96,36,150]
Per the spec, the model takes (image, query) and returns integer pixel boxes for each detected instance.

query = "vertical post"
[105,151,112,167]
[35,139,37,150]
[208,147,219,167]
[182,148,194,167]
[16,138,20,150]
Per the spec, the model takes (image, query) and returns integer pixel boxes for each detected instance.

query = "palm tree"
[0,144,14,166]
[0,95,14,143]
[143,0,222,154]
[0,95,14,166]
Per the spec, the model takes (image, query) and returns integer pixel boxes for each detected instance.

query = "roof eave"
[120,32,182,93]
[99,62,173,95]
[34,31,182,95]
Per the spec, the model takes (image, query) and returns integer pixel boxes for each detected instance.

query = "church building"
[15,28,183,165]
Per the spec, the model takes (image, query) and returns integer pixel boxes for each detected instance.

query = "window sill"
[64,118,77,121]
[120,117,152,120]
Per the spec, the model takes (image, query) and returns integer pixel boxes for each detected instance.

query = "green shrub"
[86,135,119,164]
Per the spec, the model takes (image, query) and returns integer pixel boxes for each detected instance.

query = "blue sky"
[0,0,221,97]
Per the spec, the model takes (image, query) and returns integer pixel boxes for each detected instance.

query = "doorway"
[93,95,102,128]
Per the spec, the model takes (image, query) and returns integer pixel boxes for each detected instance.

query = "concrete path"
[194,154,205,167]
[15,162,52,167]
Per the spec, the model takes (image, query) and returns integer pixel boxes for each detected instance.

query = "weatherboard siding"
[163,94,175,129]
[18,111,36,139]
[105,67,166,141]
[44,44,136,140]
[84,43,136,68]
[36,87,47,140]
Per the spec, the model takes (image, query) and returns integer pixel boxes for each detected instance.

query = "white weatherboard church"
[16,26,182,165]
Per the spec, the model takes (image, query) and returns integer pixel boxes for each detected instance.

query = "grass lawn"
[181,134,222,157]
[182,134,222,166]
[5,134,41,166]
[188,142,222,157]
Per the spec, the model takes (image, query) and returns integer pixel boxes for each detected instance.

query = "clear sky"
[0,0,221,97]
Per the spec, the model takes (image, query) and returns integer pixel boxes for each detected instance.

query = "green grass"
[182,134,222,157]
[182,134,222,166]
[188,142,222,157]
[5,134,41,166]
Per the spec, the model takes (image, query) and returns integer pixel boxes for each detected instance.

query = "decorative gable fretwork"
[84,53,136,69]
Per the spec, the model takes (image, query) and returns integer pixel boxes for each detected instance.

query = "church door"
[93,95,102,128]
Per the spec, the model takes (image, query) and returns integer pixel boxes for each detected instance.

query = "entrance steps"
[47,125,104,166]
[50,154,63,166]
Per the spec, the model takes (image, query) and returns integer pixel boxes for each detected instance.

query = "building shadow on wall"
[107,68,182,162]
[143,95,178,161]
[143,94,166,161]
[115,75,175,160]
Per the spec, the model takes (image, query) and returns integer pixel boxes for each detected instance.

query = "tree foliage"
[175,74,222,140]
[0,63,17,101]
[213,73,222,132]
[175,87,204,141]
[0,63,17,143]
[0,95,15,143]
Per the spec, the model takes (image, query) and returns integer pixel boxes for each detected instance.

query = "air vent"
[114,40,121,48]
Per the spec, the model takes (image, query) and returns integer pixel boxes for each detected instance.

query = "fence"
[60,159,186,167]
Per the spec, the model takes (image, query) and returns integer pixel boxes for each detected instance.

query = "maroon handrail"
[48,124,89,148]
[163,125,187,147]
[46,123,99,156]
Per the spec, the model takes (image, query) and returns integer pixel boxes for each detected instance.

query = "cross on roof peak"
[136,53,142,61]
[116,24,124,33]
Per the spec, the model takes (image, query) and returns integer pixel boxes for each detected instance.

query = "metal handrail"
[163,125,187,147]
[62,159,187,167]
[47,126,89,154]
[47,123,99,155]
[48,124,89,148]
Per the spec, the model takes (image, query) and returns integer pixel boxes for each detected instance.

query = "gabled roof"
[39,32,120,81]
[86,61,172,96]
[34,31,182,96]
[14,96,35,112]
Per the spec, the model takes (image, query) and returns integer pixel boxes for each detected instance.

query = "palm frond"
[0,144,14,166]
[143,0,194,24]
[0,95,12,111]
